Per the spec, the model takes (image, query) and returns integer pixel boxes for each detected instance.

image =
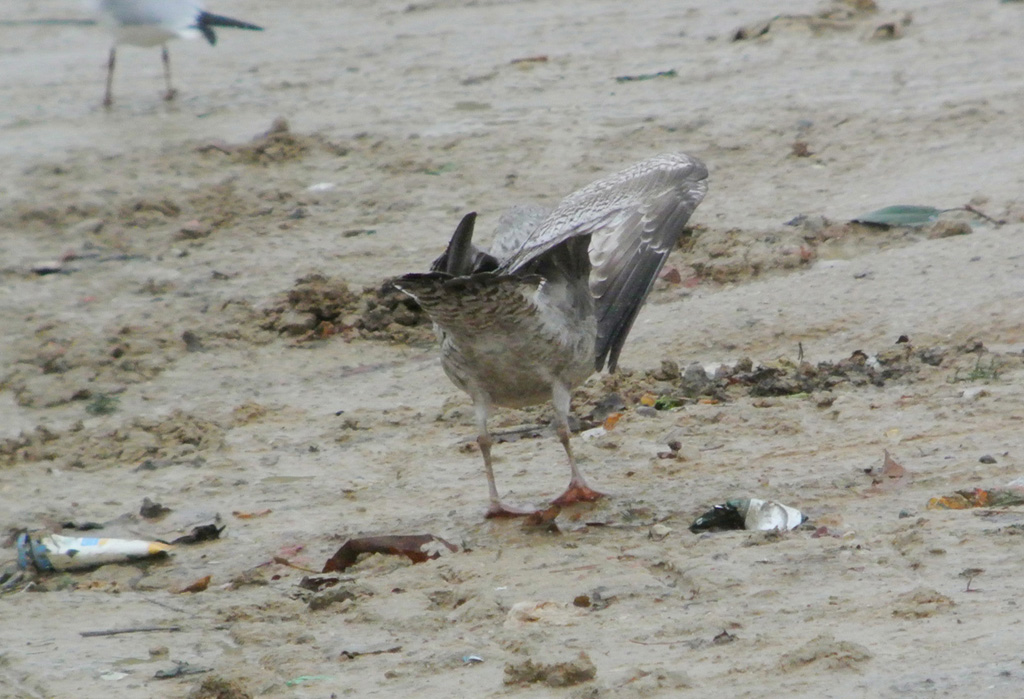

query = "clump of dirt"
[732,0,900,42]
[504,651,597,687]
[7,200,105,232]
[891,587,955,619]
[188,676,253,699]
[657,224,815,291]
[1,323,181,409]
[261,274,435,345]
[198,118,350,165]
[778,634,872,672]
[0,410,225,470]
[184,181,266,231]
[663,216,978,290]
[570,338,1018,420]
[115,198,182,228]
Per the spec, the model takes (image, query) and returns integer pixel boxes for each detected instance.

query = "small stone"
[979,454,997,464]
[176,220,212,240]
[140,497,171,519]
[653,359,680,381]
[649,524,673,541]
[182,330,204,352]
[69,218,105,236]
[31,261,64,275]
[680,362,711,396]
[791,141,813,157]
[308,586,356,611]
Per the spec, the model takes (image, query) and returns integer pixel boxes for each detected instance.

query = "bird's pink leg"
[161,45,177,101]
[479,433,535,518]
[549,383,604,506]
[103,47,116,108]
[474,400,534,518]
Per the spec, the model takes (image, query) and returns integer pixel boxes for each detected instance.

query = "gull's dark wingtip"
[195,12,264,46]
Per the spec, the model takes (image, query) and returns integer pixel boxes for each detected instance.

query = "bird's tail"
[430,213,500,276]
[390,272,543,336]
[194,12,263,46]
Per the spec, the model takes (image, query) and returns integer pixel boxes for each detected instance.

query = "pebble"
[649,524,673,541]
[177,220,212,239]
[30,261,63,275]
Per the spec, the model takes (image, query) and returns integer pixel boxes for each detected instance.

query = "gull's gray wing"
[488,203,551,263]
[500,153,709,371]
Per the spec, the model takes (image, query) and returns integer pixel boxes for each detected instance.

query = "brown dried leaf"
[322,534,458,573]
[880,450,907,480]
[866,449,909,493]
[176,575,211,594]
[522,505,561,533]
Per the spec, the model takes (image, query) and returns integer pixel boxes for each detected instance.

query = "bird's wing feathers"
[500,153,708,371]
[488,203,551,262]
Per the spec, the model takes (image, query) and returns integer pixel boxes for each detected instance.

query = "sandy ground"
[2,0,1024,696]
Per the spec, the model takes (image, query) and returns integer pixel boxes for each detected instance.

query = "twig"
[952,205,1006,227]
[272,556,320,573]
[340,645,402,659]
[142,597,189,614]
[80,625,182,638]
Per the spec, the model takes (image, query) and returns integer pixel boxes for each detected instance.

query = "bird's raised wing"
[500,153,708,371]
[488,203,550,263]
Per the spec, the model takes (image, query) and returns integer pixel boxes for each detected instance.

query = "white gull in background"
[88,0,262,106]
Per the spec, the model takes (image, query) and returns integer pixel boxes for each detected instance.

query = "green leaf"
[852,205,942,228]
[653,395,684,410]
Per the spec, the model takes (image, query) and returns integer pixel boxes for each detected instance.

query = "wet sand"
[2,0,1024,696]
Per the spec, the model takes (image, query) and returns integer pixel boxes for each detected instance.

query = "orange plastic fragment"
[232,509,273,519]
[926,495,972,510]
[602,412,623,430]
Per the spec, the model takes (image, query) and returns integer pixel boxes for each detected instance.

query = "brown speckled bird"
[392,153,708,517]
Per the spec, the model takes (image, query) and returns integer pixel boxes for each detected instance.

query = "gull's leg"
[476,399,533,518]
[550,382,604,505]
[161,45,177,101]
[103,47,116,108]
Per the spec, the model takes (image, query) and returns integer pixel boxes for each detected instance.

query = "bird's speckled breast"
[437,281,597,408]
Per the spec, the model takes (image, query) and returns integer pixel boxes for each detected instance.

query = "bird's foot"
[551,481,604,506]
[163,88,178,102]
[485,501,538,519]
